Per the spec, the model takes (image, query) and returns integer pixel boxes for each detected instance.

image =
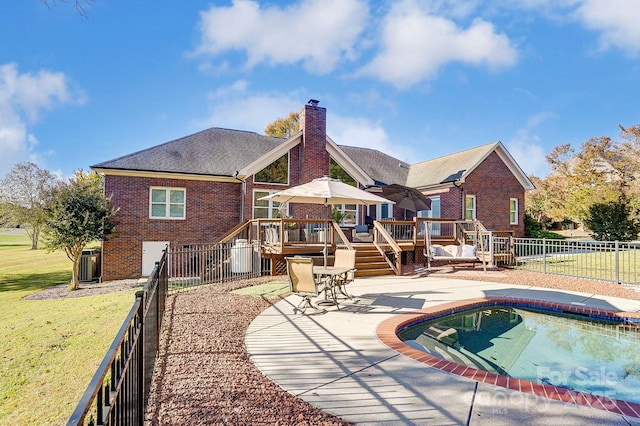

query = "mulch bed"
[144,276,352,425]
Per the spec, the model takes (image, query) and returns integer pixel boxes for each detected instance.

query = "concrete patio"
[245,275,640,425]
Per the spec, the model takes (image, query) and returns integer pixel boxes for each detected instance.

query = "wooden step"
[351,244,394,277]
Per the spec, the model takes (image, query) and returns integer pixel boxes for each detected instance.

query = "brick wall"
[102,175,241,280]
[430,152,525,236]
[461,152,526,237]
[440,187,463,219]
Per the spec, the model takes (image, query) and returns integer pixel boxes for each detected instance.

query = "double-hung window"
[150,187,185,219]
[510,198,519,225]
[253,190,287,219]
[465,195,476,220]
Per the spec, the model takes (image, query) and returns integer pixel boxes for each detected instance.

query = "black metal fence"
[68,240,268,424]
[167,240,267,293]
[67,250,168,425]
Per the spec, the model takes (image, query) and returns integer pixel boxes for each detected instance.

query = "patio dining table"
[313,266,353,308]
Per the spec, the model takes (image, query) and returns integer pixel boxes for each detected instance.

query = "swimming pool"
[376,297,640,418]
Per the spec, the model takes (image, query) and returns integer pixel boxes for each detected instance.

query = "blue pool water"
[399,306,640,403]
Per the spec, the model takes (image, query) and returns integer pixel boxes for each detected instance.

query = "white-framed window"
[333,204,357,226]
[150,187,185,219]
[465,195,476,220]
[510,198,518,225]
[375,203,394,220]
[418,196,440,219]
[253,189,287,219]
[418,196,441,235]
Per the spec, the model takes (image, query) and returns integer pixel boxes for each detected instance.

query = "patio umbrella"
[382,184,431,219]
[260,176,392,266]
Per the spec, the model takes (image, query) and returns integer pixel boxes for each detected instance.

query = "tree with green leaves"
[585,197,640,241]
[264,111,300,138]
[44,170,117,290]
[0,162,60,249]
[540,125,640,225]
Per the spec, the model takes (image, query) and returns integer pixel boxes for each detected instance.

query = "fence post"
[615,240,620,284]
[135,289,146,425]
[542,238,547,274]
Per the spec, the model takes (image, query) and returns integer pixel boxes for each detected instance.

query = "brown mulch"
[144,276,351,425]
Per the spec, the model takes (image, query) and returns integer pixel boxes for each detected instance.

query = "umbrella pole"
[324,203,329,267]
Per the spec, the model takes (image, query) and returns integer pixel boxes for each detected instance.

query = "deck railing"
[251,218,352,250]
[372,221,403,274]
[67,250,168,425]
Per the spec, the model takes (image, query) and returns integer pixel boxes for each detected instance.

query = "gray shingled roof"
[338,145,410,186]
[405,142,499,188]
[93,128,527,190]
[92,128,286,176]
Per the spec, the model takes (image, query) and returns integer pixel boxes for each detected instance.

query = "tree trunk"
[69,250,82,290]
[30,227,40,250]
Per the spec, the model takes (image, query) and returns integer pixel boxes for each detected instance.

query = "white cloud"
[196,82,303,132]
[357,0,517,88]
[328,114,415,162]
[496,0,640,55]
[506,112,557,177]
[0,63,82,177]
[192,0,368,74]
[573,0,640,56]
[507,130,548,177]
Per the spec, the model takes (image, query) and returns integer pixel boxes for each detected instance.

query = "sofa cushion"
[460,244,477,257]
[354,225,369,233]
[443,245,459,257]
[430,244,447,257]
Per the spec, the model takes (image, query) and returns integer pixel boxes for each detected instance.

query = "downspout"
[234,171,245,222]
[454,179,464,219]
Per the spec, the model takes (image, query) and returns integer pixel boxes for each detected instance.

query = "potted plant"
[284,215,299,242]
[331,207,346,224]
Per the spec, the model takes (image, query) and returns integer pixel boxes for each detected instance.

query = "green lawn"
[0,229,137,425]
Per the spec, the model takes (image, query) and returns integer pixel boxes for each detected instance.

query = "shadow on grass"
[0,271,71,293]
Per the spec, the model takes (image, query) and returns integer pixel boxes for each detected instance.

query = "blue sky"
[1,0,639,179]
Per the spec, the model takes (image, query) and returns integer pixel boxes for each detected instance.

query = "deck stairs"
[351,244,394,277]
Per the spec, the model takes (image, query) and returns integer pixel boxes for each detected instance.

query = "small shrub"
[529,229,566,239]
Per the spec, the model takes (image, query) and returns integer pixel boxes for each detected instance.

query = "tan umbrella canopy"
[260,176,393,266]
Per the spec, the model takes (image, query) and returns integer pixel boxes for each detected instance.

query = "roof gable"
[405,142,534,190]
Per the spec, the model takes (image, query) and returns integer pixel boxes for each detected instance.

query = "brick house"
[93,100,534,280]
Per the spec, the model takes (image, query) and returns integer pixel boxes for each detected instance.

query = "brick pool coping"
[376,296,640,419]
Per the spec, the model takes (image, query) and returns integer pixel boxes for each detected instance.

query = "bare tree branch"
[40,0,94,18]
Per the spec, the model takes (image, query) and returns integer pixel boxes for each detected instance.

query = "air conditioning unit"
[79,249,101,282]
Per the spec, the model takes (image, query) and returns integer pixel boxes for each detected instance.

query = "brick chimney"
[298,99,329,184]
